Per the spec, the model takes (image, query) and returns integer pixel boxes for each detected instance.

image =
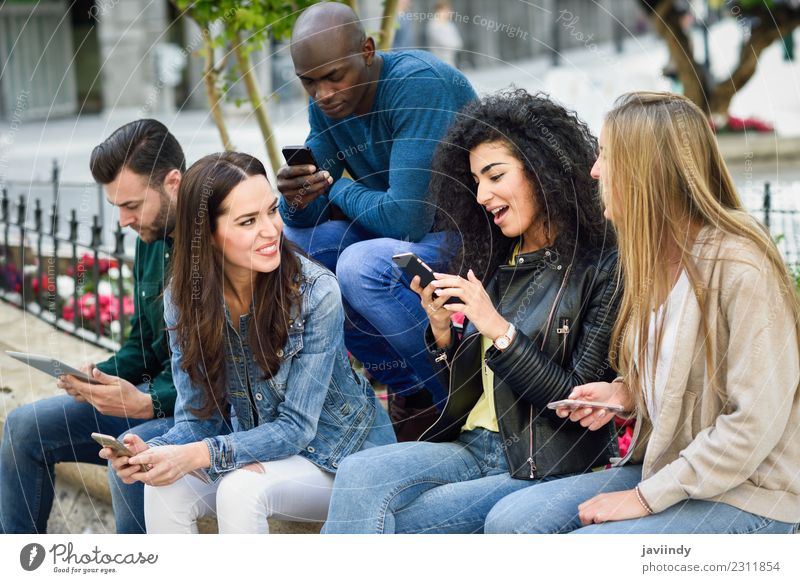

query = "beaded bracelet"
[635,486,654,515]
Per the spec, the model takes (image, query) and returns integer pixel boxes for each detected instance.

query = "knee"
[332,454,362,488]
[215,468,266,513]
[333,447,395,491]
[337,239,396,298]
[282,224,310,251]
[484,497,523,534]
[3,405,40,454]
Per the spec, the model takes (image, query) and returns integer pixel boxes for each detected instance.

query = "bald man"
[277,2,476,441]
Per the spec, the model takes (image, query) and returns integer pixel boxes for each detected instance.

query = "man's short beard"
[142,186,175,242]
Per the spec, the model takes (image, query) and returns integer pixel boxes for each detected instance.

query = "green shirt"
[95,237,175,419]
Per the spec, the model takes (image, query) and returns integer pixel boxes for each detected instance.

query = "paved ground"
[0,299,115,533]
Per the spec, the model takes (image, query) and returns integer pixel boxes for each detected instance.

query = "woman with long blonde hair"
[485,91,800,534]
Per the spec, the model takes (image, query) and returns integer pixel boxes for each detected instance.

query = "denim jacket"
[148,255,385,480]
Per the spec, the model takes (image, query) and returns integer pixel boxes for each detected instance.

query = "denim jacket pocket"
[321,374,353,420]
[267,331,304,398]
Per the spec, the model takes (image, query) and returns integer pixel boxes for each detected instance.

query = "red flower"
[63,293,134,328]
[617,425,634,459]
[31,275,53,295]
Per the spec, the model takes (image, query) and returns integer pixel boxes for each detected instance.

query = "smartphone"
[282,145,318,168]
[6,351,100,384]
[546,399,625,413]
[91,433,151,472]
[392,252,460,306]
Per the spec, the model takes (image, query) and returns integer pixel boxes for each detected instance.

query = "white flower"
[98,280,113,296]
[57,276,75,298]
[110,321,121,335]
[108,267,120,279]
[121,265,132,278]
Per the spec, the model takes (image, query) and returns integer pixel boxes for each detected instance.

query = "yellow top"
[461,242,520,433]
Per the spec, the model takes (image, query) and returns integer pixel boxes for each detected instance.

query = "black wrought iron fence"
[0,186,134,351]
[761,182,800,270]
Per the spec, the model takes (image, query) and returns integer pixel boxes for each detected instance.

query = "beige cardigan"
[623,226,800,524]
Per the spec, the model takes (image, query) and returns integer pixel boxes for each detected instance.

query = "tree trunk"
[201,27,234,151]
[646,0,712,112]
[640,0,800,116]
[233,31,282,175]
[709,13,800,115]
[378,0,399,51]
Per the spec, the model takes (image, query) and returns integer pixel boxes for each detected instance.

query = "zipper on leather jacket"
[557,318,571,363]
[527,404,537,478]
[434,331,479,425]
[526,264,572,477]
[540,265,572,350]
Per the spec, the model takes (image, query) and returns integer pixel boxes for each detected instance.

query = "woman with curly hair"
[322,89,622,533]
[485,92,800,534]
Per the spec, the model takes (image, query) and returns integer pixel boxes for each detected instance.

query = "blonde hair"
[604,91,800,416]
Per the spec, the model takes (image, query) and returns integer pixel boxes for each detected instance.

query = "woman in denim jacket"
[103,152,395,533]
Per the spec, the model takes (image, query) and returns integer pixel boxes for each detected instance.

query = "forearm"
[185,441,211,470]
[486,328,615,407]
[148,416,226,448]
[203,418,315,478]
[328,179,433,241]
[279,193,330,228]
[128,391,155,420]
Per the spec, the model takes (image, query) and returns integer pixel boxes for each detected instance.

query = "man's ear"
[162,168,182,201]
[362,36,376,65]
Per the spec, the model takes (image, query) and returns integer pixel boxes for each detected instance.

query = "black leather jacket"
[422,245,622,480]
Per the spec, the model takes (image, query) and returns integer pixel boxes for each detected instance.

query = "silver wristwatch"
[492,323,517,351]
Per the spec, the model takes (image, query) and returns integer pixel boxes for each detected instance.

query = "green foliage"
[790,264,800,294]
[174,1,333,51]
[736,1,779,10]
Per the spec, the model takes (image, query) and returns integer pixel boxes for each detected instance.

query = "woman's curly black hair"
[429,88,613,280]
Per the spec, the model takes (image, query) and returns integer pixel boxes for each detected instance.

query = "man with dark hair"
[277,2,476,440]
[0,119,182,533]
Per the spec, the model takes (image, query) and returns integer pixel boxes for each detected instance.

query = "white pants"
[144,455,335,533]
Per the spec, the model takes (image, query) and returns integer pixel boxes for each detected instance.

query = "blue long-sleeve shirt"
[279,50,477,242]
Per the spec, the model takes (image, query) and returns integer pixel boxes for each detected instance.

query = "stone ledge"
[56,462,323,534]
[718,134,800,163]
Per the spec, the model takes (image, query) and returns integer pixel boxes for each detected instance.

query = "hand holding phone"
[281,145,318,168]
[277,148,332,209]
[549,381,631,432]
[92,433,151,472]
[392,253,460,306]
[546,399,625,413]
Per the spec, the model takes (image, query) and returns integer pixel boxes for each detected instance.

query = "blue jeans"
[0,393,172,533]
[321,428,559,533]
[284,221,456,403]
[485,465,800,534]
